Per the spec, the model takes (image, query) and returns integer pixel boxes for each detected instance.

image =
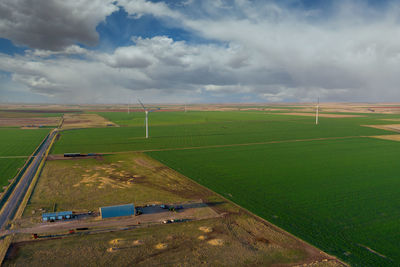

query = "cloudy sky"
[0,0,398,103]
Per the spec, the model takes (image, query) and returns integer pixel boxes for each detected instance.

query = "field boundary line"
[102,135,366,154]
[143,153,349,267]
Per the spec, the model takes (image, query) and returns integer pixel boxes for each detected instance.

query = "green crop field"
[95,110,307,126]
[148,137,400,266]
[0,128,50,157]
[0,158,27,188]
[53,112,395,154]
[0,128,50,189]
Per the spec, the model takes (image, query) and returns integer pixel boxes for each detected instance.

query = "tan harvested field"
[5,153,345,266]
[0,117,60,127]
[61,113,117,129]
[370,135,400,142]
[363,124,400,132]
[278,112,364,118]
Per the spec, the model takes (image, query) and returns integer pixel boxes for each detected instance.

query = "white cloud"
[117,0,181,19]
[2,0,400,103]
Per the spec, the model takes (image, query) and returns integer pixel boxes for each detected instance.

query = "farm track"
[104,135,373,154]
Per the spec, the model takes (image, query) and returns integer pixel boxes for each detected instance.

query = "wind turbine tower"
[138,99,149,139]
[315,97,319,125]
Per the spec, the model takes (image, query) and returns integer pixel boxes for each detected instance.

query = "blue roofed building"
[42,211,73,222]
[99,203,135,219]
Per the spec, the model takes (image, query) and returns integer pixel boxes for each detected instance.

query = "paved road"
[0,130,56,229]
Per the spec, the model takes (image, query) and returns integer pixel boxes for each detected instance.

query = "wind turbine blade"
[138,99,146,110]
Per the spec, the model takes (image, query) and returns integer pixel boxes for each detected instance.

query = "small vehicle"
[160,204,168,209]
[175,205,184,210]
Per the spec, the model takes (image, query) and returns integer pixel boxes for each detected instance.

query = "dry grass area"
[21,153,196,219]
[279,113,364,118]
[61,113,117,129]
[6,153,346,266]
[5,215,343,267]
[0,117,60,127]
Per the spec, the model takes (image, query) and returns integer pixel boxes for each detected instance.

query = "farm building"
[99,203,135,219]
[42,211,73,222]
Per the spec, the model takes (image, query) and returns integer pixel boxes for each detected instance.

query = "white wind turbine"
[315,97,319,125]
[138,99,149,139]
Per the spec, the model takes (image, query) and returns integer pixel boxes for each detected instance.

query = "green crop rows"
[0,128,50,189]
[148,137,400,266]
[53,112,393,154]
[0,128,50,156]
[0,158,27,189]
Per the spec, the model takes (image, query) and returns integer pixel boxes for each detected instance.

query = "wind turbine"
[138,99,149,139]
[315,97,319,125]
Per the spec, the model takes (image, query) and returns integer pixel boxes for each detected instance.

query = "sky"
[0,0,399,104]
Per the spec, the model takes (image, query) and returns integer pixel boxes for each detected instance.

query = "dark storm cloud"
[0,0,117,50]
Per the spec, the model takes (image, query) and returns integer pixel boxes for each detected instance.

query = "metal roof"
[42,211,73,217]
[100,203,135,219]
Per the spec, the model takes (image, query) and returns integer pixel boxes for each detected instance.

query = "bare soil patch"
[0,117,60,127]
[199,226,213,233]
[61,113,117,129]
[207,239,224,246]
[363,124,400,132]
[370,135,400,142]
[154,243,167,250]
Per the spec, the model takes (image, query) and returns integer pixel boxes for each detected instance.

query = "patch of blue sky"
[0,38,27,55]
[92,7,223,52]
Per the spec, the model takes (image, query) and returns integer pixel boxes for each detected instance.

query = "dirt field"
[0,117,60,127]
[370,135,400,142]
[5,153,345,266]
[61,113,118,129]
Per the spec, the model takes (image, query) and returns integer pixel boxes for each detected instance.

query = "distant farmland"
[53,111,393,154]
[148,137,400,266]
